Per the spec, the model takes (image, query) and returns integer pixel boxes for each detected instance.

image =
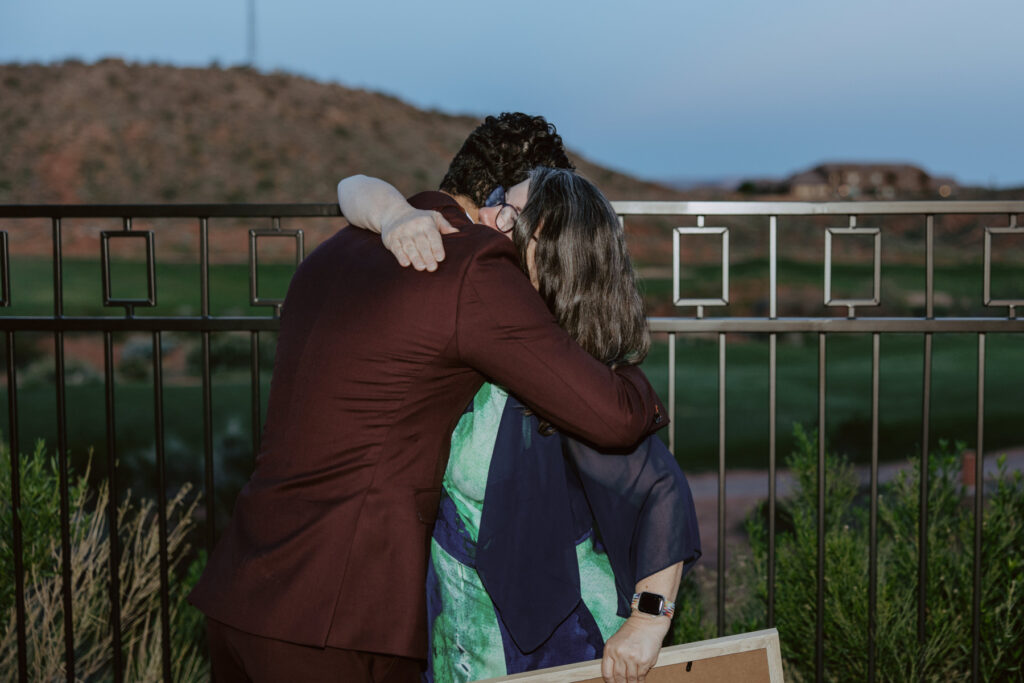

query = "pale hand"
[601,614,670,683]
[381,208,457,271]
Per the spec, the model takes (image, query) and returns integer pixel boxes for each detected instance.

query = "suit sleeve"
[456,237,666,449]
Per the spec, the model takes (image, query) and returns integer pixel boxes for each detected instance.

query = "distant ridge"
[0,59,685,205]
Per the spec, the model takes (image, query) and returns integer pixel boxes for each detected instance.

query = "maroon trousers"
[207,618,423,683]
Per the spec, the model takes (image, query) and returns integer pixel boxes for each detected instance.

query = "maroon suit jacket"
[188,192,666,659]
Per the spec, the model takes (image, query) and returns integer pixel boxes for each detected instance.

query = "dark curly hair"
[440,112,575,207]
[513,167,650,368]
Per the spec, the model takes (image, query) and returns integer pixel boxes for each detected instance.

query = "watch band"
[631,591,676,618]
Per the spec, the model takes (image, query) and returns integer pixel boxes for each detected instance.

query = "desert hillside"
[0,59,684,205]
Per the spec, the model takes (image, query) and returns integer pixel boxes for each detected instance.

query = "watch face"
[637,591,664,615]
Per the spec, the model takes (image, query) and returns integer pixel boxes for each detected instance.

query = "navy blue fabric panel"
[476,396,581,653]
[564,457,597,542]
[497,594,605,671]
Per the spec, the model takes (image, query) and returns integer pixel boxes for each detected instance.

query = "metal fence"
[1,199,1022,682]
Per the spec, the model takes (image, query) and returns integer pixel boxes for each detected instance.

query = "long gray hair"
[512,167,650,367]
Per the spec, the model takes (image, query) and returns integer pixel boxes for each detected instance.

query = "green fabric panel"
[429,541,506,683]
[443,383,508,541]
[576,535,626,643]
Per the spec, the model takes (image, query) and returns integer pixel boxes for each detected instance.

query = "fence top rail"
[0,203,344,219]
[610,199,1024,216]
[0,316,1021,334]
[1,200,1022,220]
[648,317,1024,333]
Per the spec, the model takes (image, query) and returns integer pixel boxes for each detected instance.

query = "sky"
[2,0,1022,187]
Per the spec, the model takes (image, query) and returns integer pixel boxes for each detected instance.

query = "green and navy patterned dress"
[424,383,625,682]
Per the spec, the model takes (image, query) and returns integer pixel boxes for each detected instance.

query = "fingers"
[382,232,412,268]
[435,214,459,235]
[615,655,628,683]
[414,230,443,272]
[430,213,454,264]
[384,211,450,271]
[602,643,656,683]
[399,233,437,272]
[603,648,628,683]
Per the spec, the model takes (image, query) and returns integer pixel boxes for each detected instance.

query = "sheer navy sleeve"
[476,398,701,652]
[563,435,702,618]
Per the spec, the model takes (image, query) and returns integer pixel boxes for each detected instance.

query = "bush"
[0,440,207,680]
[725,425,1024,681]
[118,335,179,382]
[17,356,102,388]
[185,332,276,375]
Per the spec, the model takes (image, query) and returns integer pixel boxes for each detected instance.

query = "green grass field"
[1,257,1021,524]
[3,258,300,317]
[644,333,1023,471]
[5,254,1022,318]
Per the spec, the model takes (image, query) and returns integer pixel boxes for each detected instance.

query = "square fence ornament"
[824,226,881,312]
[249,227,305,307]
[983,223,1024,309]
[100,230,157,307]
[673,226,729,308]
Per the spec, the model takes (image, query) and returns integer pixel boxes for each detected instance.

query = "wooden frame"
[477,628,784,682]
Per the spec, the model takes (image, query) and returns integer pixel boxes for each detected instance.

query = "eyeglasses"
[483,186,521,234]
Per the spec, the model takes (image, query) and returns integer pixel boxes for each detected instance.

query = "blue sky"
[2,0,1022,187]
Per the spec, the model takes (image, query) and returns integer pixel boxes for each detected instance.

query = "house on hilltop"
[785,163,956,200]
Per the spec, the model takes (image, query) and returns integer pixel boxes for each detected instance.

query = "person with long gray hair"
[337,167,701,683]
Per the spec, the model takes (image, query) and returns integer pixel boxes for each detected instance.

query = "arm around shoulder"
[337,174,454,271]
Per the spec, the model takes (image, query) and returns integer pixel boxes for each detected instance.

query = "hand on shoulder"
[382,208,458,272]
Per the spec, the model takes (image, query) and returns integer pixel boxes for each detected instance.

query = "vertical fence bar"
[152,331,172,682]
[767,333,776,628]
[868,333,880,682]
[6,332,28,683]
[54,333,74,683]
[199,217,215,554]
[199,217,210,319]
[716,332,726,636]
[52,217,75,682]
[918,216,934,657]
[103,330,123,682]
[925,216,934,321]
[767,215,778,627]
[769,216,778,321]
[202,334,214,553]
[250,331,261,466]
[668,332,676,454]
[918,336,932,646]
[108,213,131,680]
[816,333,826,683]
[971,334,985,681]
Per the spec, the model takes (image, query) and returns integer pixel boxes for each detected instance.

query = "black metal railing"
[1,200,1022,682]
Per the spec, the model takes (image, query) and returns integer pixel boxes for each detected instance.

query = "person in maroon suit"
[188,113,666,682]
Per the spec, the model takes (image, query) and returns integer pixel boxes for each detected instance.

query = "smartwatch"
[631,591,675,618]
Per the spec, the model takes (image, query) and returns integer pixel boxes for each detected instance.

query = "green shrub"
[118,335,179,382]
[185,332,276,375]
[719,425,1024,681]
[0,440,207,680]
